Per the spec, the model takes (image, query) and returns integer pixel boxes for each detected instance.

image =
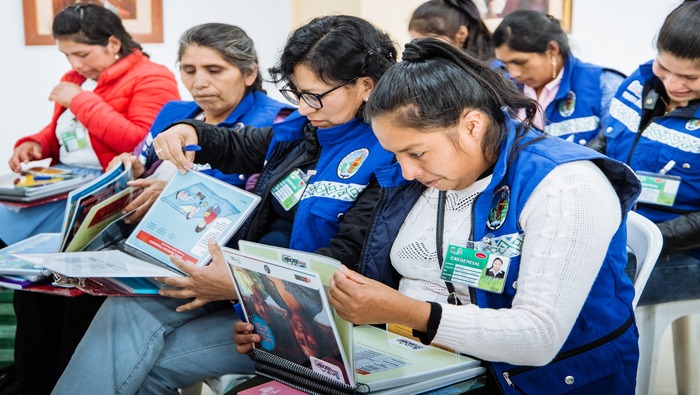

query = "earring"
[551,56,557,79]
[363,97,369,102]
[115,54,120,60]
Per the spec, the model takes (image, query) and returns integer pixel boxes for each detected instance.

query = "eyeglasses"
[279,77,359,109]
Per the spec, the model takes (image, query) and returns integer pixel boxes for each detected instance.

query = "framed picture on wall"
[22,0,163,46]
[477,0,573,33]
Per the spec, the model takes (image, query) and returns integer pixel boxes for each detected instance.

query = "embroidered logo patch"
[337,148,369,179]
[558,91,576,117]
[686,119,700,131]
[487,185,510,231]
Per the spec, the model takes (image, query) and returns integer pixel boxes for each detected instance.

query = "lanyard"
[436,190,462,306]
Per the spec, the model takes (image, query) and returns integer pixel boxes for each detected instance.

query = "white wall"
[0,0,684,168]
[569,0,678,75]
[0,0,292,168]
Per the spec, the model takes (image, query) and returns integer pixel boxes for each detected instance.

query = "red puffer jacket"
[15,49,180,170]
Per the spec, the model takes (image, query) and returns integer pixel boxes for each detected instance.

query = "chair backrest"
[626,211,663,308]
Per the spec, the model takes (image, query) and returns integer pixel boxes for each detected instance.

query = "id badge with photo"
[59,123,89,152]
[271,169,308,211]
[636,171,680,207]
[440,243,510,294]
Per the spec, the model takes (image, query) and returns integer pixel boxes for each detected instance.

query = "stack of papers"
[0,166,95,202]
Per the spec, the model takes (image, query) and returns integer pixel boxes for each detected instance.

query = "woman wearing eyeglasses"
[4,4,179,395]
[54,15,396,394]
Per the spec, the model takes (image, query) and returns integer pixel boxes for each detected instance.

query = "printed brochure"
[226,243,484,394]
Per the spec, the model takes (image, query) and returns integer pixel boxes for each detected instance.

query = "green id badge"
[636,171,680,207]
[441,244,510,294]
[271,169,308,211]
[60,125,89,152]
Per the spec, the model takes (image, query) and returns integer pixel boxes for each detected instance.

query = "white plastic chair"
[629,211,700,395]
[627,211,663,309]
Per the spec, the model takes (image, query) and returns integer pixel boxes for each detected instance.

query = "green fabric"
[0,290,15,368]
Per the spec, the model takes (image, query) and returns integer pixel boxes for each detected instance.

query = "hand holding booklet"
[226,242,484,394]
[12,168,260,295]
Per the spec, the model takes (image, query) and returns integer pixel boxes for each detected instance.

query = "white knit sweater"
[391,160,621,366]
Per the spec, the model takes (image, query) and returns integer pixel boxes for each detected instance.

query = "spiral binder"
[253,349,369,395]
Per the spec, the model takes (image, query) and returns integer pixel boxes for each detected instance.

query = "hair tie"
[402,42,427,62]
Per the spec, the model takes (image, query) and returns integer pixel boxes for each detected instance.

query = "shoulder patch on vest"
[487,185,510,231]
[337,148,369,179]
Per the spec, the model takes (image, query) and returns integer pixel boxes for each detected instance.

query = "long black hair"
[269,15,396,119]
[409,0,494,60]
[656,0,700,62]
[492,9,570,62]
[52,3,142,57]
[365,38,538,163]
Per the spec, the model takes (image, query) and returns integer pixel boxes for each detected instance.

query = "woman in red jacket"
[2,3,179,246]
[0,4,179,394]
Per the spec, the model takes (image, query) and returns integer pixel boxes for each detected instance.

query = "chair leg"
[672,315,699,395]
[636,306,665,395]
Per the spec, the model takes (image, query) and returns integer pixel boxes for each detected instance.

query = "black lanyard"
[436,190,462,305]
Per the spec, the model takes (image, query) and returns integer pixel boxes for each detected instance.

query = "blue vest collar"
[315,117,368,146]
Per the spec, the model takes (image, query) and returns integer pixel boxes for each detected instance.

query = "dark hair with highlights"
[409,0,494,60]
[52,3,142,58]
[656,0,700,64]
[492,9,570,62]
[364,38,538,163]
[178,23,264,93]
[269,15,396,118]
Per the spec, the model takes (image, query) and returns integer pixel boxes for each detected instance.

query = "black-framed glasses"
[279,77,359,109]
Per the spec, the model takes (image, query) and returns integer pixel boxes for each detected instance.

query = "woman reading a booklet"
[320,39,641,394]
[1,4,179,394]
[109,23,294,223]
[54,15,397,394]
[0,4,178,247]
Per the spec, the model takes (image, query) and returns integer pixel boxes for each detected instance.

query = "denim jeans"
[0,165,103,245]
[637,251,700,306]
[52,296,255,395]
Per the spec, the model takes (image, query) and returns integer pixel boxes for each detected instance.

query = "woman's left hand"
[49,82,82,108]
[155,238,236,312]
[122,178,166,224]
[329,266,426,326]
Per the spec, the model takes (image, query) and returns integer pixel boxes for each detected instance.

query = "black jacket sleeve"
[656,211,700,255]
[174,119,273,174]
[586,129,607,154]
[314,177,381,272]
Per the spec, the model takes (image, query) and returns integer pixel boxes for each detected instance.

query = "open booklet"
[14,170,260,296]
[225,242,484,394]
[0,163,134,294]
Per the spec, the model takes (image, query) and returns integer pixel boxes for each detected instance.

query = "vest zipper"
[467,192,481,305]
[357,185,387,276]
[502,371,527,394]
[499,315,634,390]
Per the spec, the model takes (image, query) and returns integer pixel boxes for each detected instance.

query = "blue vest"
[543,55,609,145]
[139,91,291,187]
[604,60,700,224]
[248,113,395,253]
[363,122,640,394]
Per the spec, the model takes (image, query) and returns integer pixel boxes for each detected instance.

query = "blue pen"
[184,144,202,152]
[233,302,247,322]
[33,174,73,181]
